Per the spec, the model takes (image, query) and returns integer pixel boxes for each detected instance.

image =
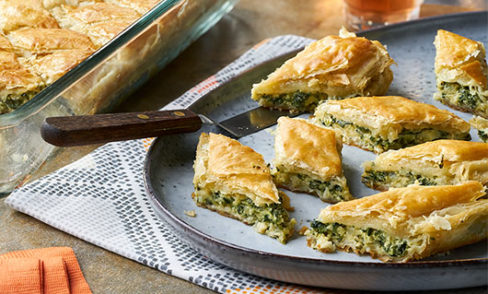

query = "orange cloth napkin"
[0,247,91,294]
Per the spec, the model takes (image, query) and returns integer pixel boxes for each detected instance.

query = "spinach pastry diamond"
[272,117,352,203]
[251,28,394,113]
[305,181,488,262]
[313,96,471,153]
[362,140,488,191]
[192,133,296,244]
[434,29,488,118]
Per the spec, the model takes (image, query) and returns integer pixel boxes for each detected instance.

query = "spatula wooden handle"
[41,109,202,147]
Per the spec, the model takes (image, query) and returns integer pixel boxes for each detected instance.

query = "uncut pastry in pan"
[434,29,488,118]
[305,181,488,262]
[470,116,488,142]
[272,117,352,203]
[251,28,395,113]
[362,140,488,190]
[192,133,296,244]
[313,96,471,153]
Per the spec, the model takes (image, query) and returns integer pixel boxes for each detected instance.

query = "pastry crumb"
[298,226,309,236]
[184,210,196,217]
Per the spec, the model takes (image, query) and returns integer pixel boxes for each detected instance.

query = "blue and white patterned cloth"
[6,35,325,294]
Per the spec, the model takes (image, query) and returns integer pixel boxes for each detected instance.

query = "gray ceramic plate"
[145,12,488,291]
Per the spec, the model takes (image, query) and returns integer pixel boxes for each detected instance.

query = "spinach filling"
[439,82,484,110]
[362,170,438,188]
[320,116,470,151]
[260,91,329,112]
[273,168,350,202]
[310,221,409,258]
[0,91,40,114]
[478,130,488,142]
[197,190,292,231]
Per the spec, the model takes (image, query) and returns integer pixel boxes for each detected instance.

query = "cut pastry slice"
[313,96,471,153]
[272,117,352,203]
[251,28,394,113]
[0,34,44,114]
[362,140,488,190]
[434,29,488,118]
[470,116,488,142]
[305,181,488,262]
[8,28,96,85]
[0,0,60,34]
[192,133,296,243]
[50,3,141,47]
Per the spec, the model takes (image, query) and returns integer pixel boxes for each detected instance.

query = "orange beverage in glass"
[343,0,423,31]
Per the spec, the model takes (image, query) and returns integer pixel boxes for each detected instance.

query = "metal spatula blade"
[209,107,298,138]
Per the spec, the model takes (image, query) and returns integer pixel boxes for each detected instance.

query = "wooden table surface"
[1,1,486,293]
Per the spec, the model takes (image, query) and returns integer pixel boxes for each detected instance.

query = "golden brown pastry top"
[0,52,43,91]
[0,34,12,51]
[318,181,486,236]
[0,0,60,33]
[196,133,280,206]
[434,29,487,88]
[25,49,93,83]
[52,3,140,26]
[105,0,160,15]
[322,96,470,131]
[50,3,140,47]
[0,34,44,96]
[0,0,159,113]
[377,139,488,163]
[8,28,96,53]
[267,31,391,82]
[274,117,342,178]
[252,28,394,97]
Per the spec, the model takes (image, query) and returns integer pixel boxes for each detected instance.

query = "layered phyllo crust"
[272,117,352,203]
[362,140,488,190]
[313,96,471,153]
[305,182,488,262]
[251,28,394,113]
[434,30,488,118]
[192,133,296,243]
[470,116,488,142]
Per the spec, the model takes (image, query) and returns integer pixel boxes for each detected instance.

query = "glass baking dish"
[0,0,238,194]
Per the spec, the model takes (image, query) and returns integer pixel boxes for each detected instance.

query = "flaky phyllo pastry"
[434,29,488,118]
[272,117,352,203]
[313,96,471,153]
[305,181,488,262]
[251,28,395,113]
[362,140,488,190]
[470,116,488,142]
[0,0,159,113]
[192,133,296,243]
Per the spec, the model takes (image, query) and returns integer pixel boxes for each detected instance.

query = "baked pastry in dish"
[50,3,141,47]
[434,29,488,118]
[305,181,488,262]
[313,96,471,153]
[8,28,96,84]
[272,117,352,203]
[362,140,488,190]
[251,28,395,113]
[192,133,296,244]
[0,0,159,114]
[470,116,488,142]
[0,34,44,113]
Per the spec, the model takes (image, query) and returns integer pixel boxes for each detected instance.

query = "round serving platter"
[144,12,488,291]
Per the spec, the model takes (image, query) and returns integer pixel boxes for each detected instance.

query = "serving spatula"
[41,48,302,147]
